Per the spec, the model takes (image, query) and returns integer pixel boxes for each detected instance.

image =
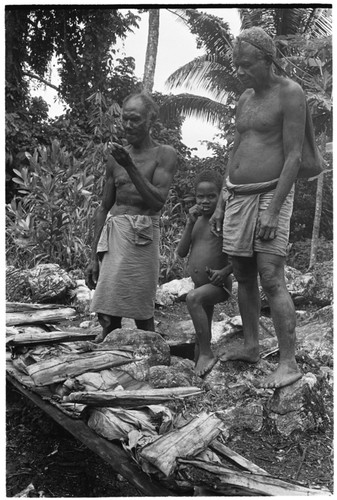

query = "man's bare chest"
[114,149,159,188]
[236,92,282,134]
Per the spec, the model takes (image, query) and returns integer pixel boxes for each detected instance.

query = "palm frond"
[160,93,229,128]
[169,8,233,55]
[165,54,239,102]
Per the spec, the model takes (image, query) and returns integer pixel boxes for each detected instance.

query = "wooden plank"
[210,439,269,475]
[178,458,331,496]
[7,331,96,346]
[6,308,77,326]
[6,374,176,497]
[64,387,203,407]
[6,302,71,312]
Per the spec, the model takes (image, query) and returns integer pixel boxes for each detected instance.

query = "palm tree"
[161,8,332,135]
[143,9,160,92]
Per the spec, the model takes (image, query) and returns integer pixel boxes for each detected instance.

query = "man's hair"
[123,92,159,122]
[195,169,223,192]
[235,26,276,62]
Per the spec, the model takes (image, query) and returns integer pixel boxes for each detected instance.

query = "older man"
[211,27,307,389]
[86,92,177,342]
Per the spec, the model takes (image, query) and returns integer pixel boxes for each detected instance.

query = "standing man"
[86,92,177,342]
[211,27,306,389]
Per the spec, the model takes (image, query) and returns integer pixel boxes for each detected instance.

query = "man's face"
[233,42,269,89]
[122,97,151,145]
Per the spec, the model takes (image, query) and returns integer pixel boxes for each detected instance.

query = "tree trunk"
[143,9,160,93]
[309,171,324,269]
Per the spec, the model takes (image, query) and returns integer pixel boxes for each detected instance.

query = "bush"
[6,140,98,270]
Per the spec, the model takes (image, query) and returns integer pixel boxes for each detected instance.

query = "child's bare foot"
[219,345,259,363]
[195,354,218,377]
[257,362,302,389]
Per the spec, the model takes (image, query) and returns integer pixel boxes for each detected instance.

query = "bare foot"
[94,331,108,343]
[219,345,259,363]
[195,354,218,377]
[258,362,302,389]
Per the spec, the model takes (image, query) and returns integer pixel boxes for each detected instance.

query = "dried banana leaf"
[178,459,331,496]
[26,351,135,386]
[210,439,268,475]
[139,411,224,477]
[64,387,203,407]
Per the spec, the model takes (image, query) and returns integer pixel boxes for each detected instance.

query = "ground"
[6,302,334,497]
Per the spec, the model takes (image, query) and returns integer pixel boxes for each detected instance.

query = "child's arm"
[176,204,202,258]
[206,263,233,287]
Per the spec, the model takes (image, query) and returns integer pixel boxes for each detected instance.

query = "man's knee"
[259,266,285,296]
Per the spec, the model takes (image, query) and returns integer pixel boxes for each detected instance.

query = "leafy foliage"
[6,140,98,270]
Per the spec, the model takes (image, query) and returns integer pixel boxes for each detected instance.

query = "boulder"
[156,277,194,306]
[27,263,76,303]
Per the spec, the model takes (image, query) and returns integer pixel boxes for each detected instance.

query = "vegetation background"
[5,6,333,287]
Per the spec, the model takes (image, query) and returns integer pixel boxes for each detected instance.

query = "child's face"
[195,181,220,216]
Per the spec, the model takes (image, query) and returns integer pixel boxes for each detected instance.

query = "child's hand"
[206,266,232,287]
[187,204,202,223]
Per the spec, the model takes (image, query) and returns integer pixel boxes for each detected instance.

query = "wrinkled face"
[122,97,151,145]
[232,42,269,89]
[195,181,220,215]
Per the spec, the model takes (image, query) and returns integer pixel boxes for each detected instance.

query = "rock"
[309,261,333,306]
[217,402,264,433]
[149,357,201,388]
[156,277,194,305]
[27,264,76,303]
[266,373,325,436]
[296,305,333,361]
[6,266,31,302]
[70,280,94,313]
[99,329,171,368]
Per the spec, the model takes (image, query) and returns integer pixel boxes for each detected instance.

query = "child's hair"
[195,169,223,192]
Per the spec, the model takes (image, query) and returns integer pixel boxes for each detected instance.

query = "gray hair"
[123,92,159,122]
[235,27,276,62]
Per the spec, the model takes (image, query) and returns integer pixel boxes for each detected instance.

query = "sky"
[27,4,242,157]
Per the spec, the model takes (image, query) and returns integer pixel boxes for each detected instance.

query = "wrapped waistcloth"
[90,215,160,320]
[222,178,294,258]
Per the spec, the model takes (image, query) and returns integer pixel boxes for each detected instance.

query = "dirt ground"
[6,302,334,497]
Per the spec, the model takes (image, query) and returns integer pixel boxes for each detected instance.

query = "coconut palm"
[161,7,332,137]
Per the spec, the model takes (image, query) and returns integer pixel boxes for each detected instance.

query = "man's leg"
[95,314,122,343]
[135,317,155,331]
[221,256,260,362]
[257,253,302,388]
[186,284,227,376]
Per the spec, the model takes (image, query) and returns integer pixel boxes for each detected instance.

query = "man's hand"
[257,209,279,240]
[187,204,203,224]
[85,258,100,290]
[110,142,133,169]
[209,207,224,237]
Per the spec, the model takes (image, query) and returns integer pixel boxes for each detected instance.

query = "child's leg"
[186,284,228,376]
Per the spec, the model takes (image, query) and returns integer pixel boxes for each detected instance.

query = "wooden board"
[6,374,176,497]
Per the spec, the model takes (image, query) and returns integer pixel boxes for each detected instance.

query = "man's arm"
[210,130,241,236]
[110,143,177,212]
[257,81,306,240]
[85,158,116,289]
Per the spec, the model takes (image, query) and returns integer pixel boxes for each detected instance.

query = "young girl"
[177,170,233,377]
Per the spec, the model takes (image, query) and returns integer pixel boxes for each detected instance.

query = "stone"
[27,263,76,303]
[217,402,264,433]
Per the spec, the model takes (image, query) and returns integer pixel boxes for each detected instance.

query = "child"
[177,169,233,377]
